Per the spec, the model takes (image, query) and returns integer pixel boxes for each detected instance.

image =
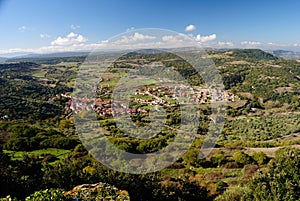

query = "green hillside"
[0,49,299,200]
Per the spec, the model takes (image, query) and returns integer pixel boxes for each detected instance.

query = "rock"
[242,164,258,178]
[65,182,130,201]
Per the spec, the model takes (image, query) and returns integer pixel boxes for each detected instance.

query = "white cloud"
[114,32,156,44]
[40,34,51,38]
[162,35,179,42]
[161,34,187,43]
[18,26,29,32]
[195,34,217,43]
[267,42,295,47]
[217,41,234,47]
[100,40,109,43]
[70,24,80,30]
[241,41,261,46]
[185,24,196,32]
[0,48,34,54]
[51,32,88,46]
[162,35,174,41]
[67,32,77,38]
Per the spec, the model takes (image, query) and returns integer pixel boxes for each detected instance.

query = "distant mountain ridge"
[231,49,279,60]
[269,50,300,59]
[0,57,7,62]
[3,49,300,63]
[5,52,90,64]
[9,51,90,59]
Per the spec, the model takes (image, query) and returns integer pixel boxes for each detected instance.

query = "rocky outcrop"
[65,182,130,201]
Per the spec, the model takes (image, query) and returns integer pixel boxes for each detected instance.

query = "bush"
[252,152,269,165]
[215,185,252,201]
[25,189,67,201]
[42,154,58,163]
[0,195,18,201]
[232,151,253,165]
[40,136,79,149]
[204,171,225,181]
[210,152,226,167]
[182,148,203,167]
[222,162,241,169]
[249,147,300,201]
[215,181,228,194]
[73,144,87,153]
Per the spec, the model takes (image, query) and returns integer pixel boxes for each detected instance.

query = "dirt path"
[245,145,300,157]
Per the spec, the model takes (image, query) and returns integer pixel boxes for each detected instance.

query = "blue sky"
[0,0,300,56]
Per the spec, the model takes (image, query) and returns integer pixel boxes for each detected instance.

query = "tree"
[249,147,300,201]
[252,152,269,165]
[0,149,45,200]
[210,152,226,167]
[0,147,15,198]
[232,151,252,166]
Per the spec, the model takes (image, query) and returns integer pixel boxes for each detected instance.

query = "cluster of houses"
[93,84,112,95]
[134,87,171,106]
[68,97,147,117]
[195,89,236,103]
[61,84,237,117]
[133,85,237,105]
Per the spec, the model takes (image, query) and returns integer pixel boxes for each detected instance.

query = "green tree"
[249,147,300,201]
[252,152,269,165]
[210,152,226,167]
[232,151,252,165]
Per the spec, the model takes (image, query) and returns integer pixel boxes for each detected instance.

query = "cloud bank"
[195,34,217,43]
[51,32,87,46]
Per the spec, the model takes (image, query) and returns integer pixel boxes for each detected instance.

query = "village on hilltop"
[61,84,237,117]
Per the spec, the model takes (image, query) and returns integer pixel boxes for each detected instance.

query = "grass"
[32,72,45,78]
[4,148,71,161]
[224,169,243,178]
[161,168,185,178]
[57,62,79,67]
[192,167,224,174]
[65,79,76,88]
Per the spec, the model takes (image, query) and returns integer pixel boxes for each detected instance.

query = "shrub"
[249,147,300,201]
[204,171,225,181]
[252,151,269,165]
[215,181,228,194]
[222,162,241,169]
[42,154,58,163]
[40,136,79,149]
[73,144,87,153]
[0,195,19,201]
[232,151,252,165]
[210,152,226,167]
[25,189,67,201]
[182,148,203,167]
[215,185,252,201]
